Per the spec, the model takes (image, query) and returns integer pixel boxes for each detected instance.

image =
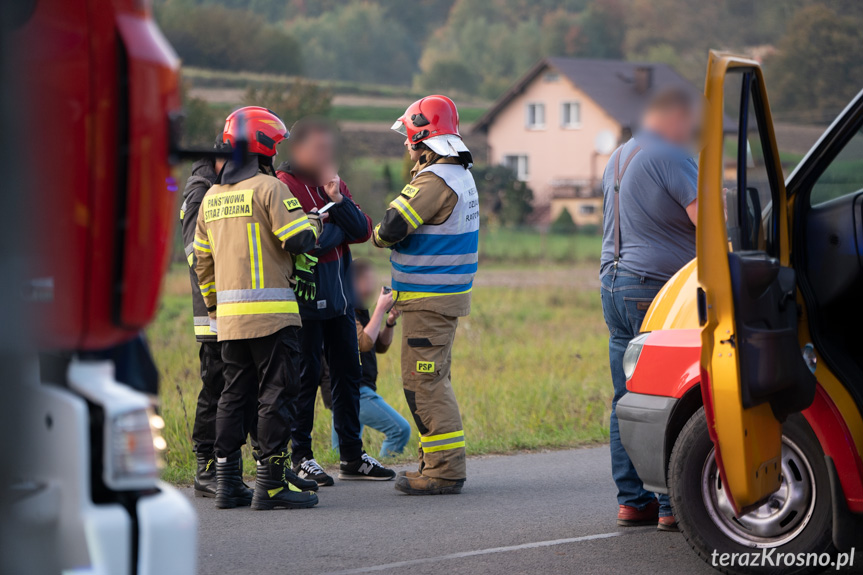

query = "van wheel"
[668,407,834,575]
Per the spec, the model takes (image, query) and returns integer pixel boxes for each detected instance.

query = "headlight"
[622,333,651,380]
[105,408,166,490]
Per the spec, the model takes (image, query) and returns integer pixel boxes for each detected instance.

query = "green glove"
[293,253,318,302]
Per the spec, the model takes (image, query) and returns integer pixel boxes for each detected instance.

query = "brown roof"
[472,57,698,134]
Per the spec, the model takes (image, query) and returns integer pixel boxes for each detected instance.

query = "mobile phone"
[383,286,396,312]
[317,202,336,215]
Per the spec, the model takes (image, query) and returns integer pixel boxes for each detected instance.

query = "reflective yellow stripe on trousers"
[420,430,465,453]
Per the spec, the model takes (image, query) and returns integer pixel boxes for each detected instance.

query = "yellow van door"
[697,51,817,514]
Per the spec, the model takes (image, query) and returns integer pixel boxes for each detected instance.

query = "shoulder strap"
[613,145,642,263]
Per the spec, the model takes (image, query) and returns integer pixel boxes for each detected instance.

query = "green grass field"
[349,227,605,265]
[183,67,425,98]
[153,237,609,484]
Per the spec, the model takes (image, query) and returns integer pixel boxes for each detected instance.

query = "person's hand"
[324,172,343,203]
[310,208,329,223]
[377,287,393,312]
[387,307,401,325]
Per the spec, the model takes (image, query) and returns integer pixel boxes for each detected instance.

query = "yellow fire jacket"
[194,172,322,341]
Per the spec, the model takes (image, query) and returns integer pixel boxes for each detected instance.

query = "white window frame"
[502,154,529,182]
[561,101,582,129]
[525,102,546,130]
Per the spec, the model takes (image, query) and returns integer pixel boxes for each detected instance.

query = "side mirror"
[167,110,248,165]
[726,186,763,251]
[742,187,762,251]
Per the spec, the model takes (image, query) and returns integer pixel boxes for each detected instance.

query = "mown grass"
[352,227,604,265]
[183,66,423,98]
[152,259,610,484]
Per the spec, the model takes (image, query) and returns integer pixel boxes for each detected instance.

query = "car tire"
[669,407,834,575]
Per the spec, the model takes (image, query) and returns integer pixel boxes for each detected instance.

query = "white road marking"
[321,531,622,574]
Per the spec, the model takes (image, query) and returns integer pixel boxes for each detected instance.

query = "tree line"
[157,0,863,121]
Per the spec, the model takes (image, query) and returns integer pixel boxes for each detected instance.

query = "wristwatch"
[385,320,397,328]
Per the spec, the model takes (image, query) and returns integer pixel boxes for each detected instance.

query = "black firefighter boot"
[251,452,319,510]
[214,450,253,509]
[252,449,319,492]
[194,452,217,498]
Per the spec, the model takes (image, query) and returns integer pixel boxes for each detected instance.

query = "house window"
[503,155,529,181]
[561,101,582,128]
[525,103,545,129]
[544,72,560,83]
[579,204,597,215]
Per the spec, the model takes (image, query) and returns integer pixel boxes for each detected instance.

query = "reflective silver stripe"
[217,288,295,304]
[249,223,262,289]
[421,436,464,448]
[194,316,210,326]
[390,252,478,267]
[391,270,476,286]
[276,217,310,240]
[184,242,194,257]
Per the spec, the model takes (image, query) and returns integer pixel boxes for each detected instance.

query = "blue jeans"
[601,266,672,517]
[332,386,412,458]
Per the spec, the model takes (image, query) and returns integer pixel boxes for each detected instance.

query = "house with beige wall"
[472,57,697,227]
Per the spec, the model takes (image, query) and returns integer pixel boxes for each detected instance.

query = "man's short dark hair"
[646,87,694,114]
[288,116,337,147]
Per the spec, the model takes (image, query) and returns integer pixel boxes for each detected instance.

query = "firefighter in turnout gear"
[374,95,479,495]
[180,140,257,498]
[194,107,322,510]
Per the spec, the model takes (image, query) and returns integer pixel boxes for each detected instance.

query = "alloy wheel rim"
[700,436,815,548]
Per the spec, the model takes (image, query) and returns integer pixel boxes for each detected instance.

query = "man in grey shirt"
[599,88,699,532]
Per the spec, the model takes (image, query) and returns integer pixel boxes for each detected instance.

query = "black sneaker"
[293,457,335,487]
[339,452,396,481]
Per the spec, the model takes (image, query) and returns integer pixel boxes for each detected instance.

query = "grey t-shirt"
[599,131,698,282]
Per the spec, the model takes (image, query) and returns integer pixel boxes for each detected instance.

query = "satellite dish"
[594,130,617,155]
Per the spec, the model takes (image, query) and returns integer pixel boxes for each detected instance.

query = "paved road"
[187,446,735,575]
[187,447,863,574]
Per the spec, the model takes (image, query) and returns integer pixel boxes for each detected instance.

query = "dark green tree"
[156,3,302,75]
[550,207,578,235]
[180,84,221,148]
[472,165,534,226]
[242,81,333,128]
[765,4,863,122]
[418,59,479,95]
[287,4,420,85]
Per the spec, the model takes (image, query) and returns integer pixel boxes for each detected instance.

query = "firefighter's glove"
[293,253,318,302]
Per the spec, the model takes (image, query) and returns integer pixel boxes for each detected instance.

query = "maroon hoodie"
[276,165,372,320]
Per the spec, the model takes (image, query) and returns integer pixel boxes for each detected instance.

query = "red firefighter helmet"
[392,95,460,144]
[222,106,288,157]
[391,95,470,158]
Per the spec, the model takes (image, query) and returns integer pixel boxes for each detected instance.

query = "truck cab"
[617,51,863,574]
[2,0,197,573]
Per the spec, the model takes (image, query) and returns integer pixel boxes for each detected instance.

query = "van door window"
[809,127,863,206]
[723,71,780,255]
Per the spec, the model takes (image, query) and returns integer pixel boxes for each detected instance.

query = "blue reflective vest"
[391,163,480,298]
